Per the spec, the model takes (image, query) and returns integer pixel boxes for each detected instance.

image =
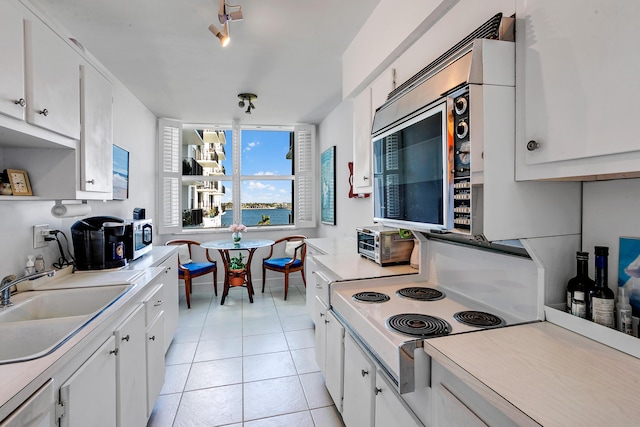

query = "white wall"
[317,98,374,242]
[0,80,157,278]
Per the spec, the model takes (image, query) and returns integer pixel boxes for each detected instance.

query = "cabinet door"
[161,255,179,353]
[516,0,640,180]
[433,383,488,427]
[374,373,422,427]
[24,18,80,139]
[0,379,55,427]
[342,334,375,427]
[114,304,147,427]
[146,312,166,417]
[80,63,113,193]
[353,87,372,192]
[60,336,117,427]
[305,253,318,320]
[0,0,26,121]
[314,296,328,373]
[325,310,345,412]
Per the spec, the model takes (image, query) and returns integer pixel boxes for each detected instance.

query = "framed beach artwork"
[112,145,129,200]
[321,146,336,225]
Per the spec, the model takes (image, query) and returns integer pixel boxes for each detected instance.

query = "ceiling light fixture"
[209,0,243,47]
[237,93,257,114]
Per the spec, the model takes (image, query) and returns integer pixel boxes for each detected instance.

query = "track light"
[218,0,243,24]
[238,93,257,114]
[209,0,243,47]
[208,22,230,47]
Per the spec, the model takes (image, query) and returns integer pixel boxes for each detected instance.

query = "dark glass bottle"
[566,252,594,315]
[590,246,615,328]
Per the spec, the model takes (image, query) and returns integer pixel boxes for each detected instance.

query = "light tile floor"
[147,280,345,427]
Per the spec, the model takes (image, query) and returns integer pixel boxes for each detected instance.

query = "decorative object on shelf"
[208,0,243,47]
[229,223,247,245]
[112,145,129,200]
[4,169,32,196]
[321,146,336,225]
[228,253,247,286]
[0,181,12,195]
[237,93,257,114]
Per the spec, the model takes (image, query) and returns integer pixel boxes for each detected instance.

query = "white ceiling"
[27,0,381,126]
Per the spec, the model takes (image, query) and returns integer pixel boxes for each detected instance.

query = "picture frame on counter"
[4,169,32,196]
[321,146,336,225]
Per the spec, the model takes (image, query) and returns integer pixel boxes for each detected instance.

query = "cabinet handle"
[149,335,156,341]
[14,98,26,107]
[315,284,323,289]
[121,335,130,342]
[374,387,382,395]
[361,369,369,377]
[363,176,368,180]
[154,299,163,306]
[319,312,325,317]
[526,140,540,151]
[38,108,49,116]
[110,348,119,355]
[324,319,329,324]
[86,179,95,185]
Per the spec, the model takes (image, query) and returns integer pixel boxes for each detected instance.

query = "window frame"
[157,120,316,234]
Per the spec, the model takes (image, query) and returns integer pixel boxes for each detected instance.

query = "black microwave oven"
[125,219,152,260]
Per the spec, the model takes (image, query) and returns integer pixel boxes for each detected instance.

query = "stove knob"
[456,120,469,139]
[454,97,468,115]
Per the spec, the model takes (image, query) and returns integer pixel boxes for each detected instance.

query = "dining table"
[201,238,274,304]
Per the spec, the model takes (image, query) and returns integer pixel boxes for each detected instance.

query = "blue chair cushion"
[181,262,216,276]
[264,258,302,269]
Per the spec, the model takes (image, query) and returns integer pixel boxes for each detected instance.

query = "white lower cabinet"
[59,336,117,427]
[374,372,423,427]
[342,333,375,427]
[145,312,165,417]
[314,300,345,412]
[114,304,147,427]
[0,380,55,427]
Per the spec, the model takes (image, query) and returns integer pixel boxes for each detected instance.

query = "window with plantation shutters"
[157,119,182,234]
[157,120,316,233]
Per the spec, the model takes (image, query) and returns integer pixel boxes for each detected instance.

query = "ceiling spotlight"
[209,0,243,47]
[218,0,243,24]
[238,93,257,114]
[208,22,230,47]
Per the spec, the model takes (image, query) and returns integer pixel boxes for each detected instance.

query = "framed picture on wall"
[112,145,129,200]
[321,146,336,225]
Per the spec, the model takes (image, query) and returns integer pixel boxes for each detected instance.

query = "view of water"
[221,209,292,227]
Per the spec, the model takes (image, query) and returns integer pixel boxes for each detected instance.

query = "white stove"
[331,274,537,393]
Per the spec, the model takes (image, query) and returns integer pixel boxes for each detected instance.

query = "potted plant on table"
[228,253,247,287]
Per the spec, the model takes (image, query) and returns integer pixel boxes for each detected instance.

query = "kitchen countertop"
[424,321,640,426]
[0,246,176,420]
[305,237,417,281]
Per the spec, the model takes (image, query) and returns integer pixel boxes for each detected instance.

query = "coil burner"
[396,287,445,301]
[352,292,391,303]
[386,313,451,338]
[453,310,505,328]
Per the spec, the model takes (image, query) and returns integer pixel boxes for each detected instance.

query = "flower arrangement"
[229,223,247,233]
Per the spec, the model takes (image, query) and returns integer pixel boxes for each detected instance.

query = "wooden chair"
[165,239,217,308]
[262,235,307,300]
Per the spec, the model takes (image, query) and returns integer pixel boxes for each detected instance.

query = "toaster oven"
[356,226,414,266]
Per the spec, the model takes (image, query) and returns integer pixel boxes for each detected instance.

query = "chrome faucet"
[0,270,56,308]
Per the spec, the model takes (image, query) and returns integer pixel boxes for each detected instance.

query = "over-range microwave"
[371,28,514,236]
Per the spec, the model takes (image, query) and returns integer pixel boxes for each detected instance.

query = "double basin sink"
[0,284,132,364]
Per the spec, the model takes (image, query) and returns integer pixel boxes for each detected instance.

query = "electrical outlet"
[33,224,50,249]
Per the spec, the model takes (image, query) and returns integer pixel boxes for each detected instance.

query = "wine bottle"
[566,252,594,315]
[590,246,615,328]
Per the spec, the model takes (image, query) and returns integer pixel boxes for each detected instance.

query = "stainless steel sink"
[0,285,132,364]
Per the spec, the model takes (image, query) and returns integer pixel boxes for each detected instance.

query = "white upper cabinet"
[515,0,640,180]
[80,62,113,194]
[0,0,26,121]
[352,87,372,193]
[24,18,80,140]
